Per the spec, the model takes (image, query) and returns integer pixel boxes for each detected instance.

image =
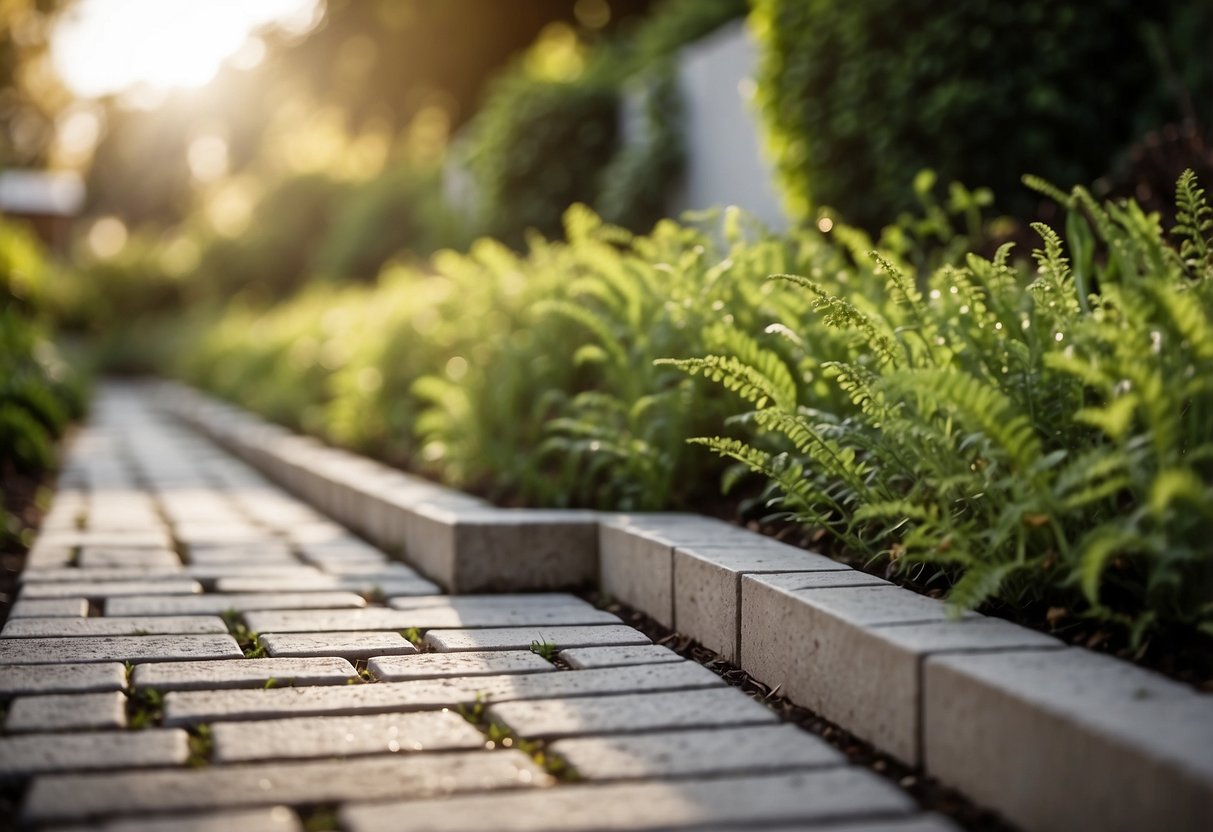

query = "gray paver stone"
[242,603,621,635]
[185,545,297,565]
[369,650,555,681]
[259,631,417,660]
[0,635,242,665]
[5,691,127,732]
[133,657,357,691]
[106,592,367,616]
[0,662,126,697]
[214,575,441,596]
[8,597,88,618]
[163,662,720,725]
[559,644,686,669]
[50,806,303,832]
[212,710,485,762]
[551,724,843,779]
[388,593,595,609]
[700,818,962,832]
[0,728,188,779]
[740,574,1059,764]
[77,547,181,568]
[924,647,1213,832]
[1,615,228,639]
[426,624,649,652]
[20,568,185,583]
[488,686,777,739]
[340,769,916,831]
[20,580,201,599]
[23,749,549,823]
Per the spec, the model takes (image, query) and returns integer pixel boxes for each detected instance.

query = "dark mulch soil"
[0,466,54,628]
[585,590,1019,832]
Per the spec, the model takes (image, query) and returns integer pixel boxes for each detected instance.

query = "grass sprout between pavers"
[127,687,164,730]
[221,609,267,659]
[299,804,341,832]
[528,637,559,662]
[586,590,1016,832]
[186,725,213,768]
[455,695,581,784]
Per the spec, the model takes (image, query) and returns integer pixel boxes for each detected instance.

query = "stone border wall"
[154,381,1213,832]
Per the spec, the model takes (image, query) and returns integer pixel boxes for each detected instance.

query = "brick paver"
[0,386,955,830]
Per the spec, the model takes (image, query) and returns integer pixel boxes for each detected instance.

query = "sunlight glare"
[51,0,322,99]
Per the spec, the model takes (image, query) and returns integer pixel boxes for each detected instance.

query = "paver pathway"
[0,385,961,830]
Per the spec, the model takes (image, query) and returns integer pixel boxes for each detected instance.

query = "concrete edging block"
[672,539,851,662]
[739,574,1062,765]
[924,647,1213,832]
[597,514,725,627]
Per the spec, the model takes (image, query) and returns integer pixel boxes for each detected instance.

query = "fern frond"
[536,300,629,369]
[1030,222,1072,286]
[1021,174,1073,207]
[882,368,1042,474]
[947,561,1021,612]
[656,354,795,411]
[1173,169,1213,275]
[770,274,901,366]
[1076,525,1142,605]
[703,323,799,410]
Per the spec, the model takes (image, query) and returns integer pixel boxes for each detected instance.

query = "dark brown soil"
[0,466,55,628]
[585,590,1020,832]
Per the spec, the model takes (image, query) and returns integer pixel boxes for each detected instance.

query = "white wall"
[667,19,788,231]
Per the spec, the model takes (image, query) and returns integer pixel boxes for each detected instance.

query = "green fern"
[1173,169,1213,276]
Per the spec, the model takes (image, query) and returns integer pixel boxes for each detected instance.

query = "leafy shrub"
[175,203,827,510]
[464,0,748,241]
[52,232,188,335]
[752,0,1203,229]
[466,64,619,245]
[0,221,86,545]
[312,164,471,281]
[195,173,350,300]
[670,171,1213,639]
[620,0,748,68]
[593,0,747,232]
[595,69,683,232]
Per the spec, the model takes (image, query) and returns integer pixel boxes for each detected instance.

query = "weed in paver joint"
[299,804,341,832]
[222,611,266,659]
[455,692,488,724]
[364,584,386,604]
[127,688,164,730]
[401,627,424,647]
[186,725,213,768]
[485,721,581,783]
[529,638,558,662]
